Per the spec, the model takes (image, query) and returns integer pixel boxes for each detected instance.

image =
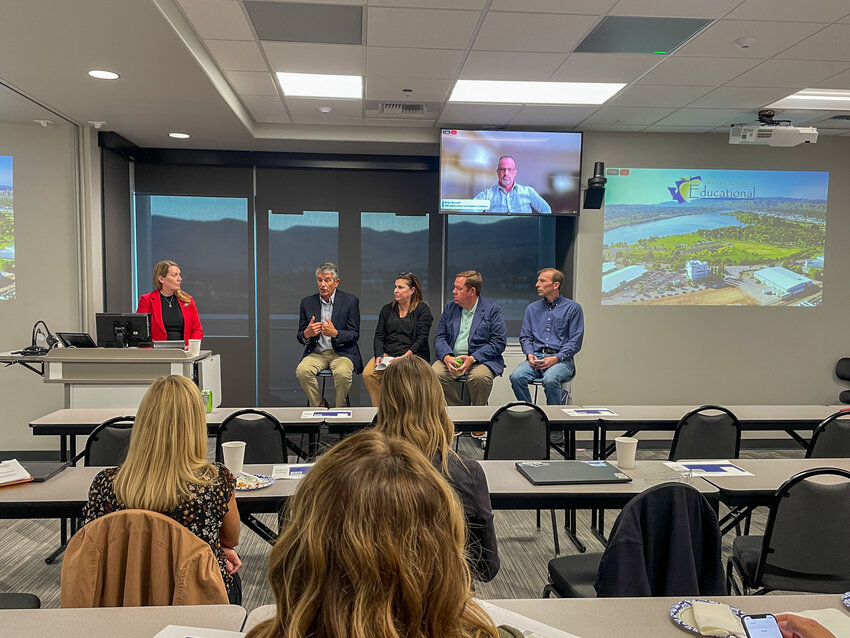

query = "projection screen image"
[602,168,827,307]
[0,156,12,300]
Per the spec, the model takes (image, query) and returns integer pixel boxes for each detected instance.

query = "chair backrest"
[484,401,550,460]
[754,468,850,593]
[669,405,740,461]
[84,416,135,467]
[806,411,850,458]
[595,482,725,597]
[835,358,850,382]
[61,509,228,607]
[216,409,287,464]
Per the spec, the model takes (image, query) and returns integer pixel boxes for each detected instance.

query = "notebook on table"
[515,460,632,486]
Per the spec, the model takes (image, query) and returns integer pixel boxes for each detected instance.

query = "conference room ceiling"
[1,0,850,150]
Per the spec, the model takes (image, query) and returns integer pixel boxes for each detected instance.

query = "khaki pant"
[432,360,495,406]
[361,356,385,407]
[295,350,354,407]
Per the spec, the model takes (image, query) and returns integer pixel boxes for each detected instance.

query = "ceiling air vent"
[379,103,426,117]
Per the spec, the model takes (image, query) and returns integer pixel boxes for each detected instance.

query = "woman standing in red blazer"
[137,260,203,344]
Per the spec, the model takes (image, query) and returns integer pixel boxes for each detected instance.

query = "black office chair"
[216,409,290,545]
[544,482,725,598]
[484,401,560,554]
[806,410,850,458]
[71,416,135,467]
[669,405,741,461]
[727,468,850,595]
[835,358,850,404]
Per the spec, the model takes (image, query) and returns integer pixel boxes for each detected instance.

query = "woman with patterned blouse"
[83,375,243,603]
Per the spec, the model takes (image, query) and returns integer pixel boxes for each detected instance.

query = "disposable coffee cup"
[222,441,246,476]
[614,436,638,469]
[187,339,202,356]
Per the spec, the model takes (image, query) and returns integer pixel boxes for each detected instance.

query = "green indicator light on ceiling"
[654,51,668,55]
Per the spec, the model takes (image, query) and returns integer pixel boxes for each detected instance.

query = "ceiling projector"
[729,109,818,147]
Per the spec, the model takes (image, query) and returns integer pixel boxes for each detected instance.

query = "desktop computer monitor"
[95,313,153,348]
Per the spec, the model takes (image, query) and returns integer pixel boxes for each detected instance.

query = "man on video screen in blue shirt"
[474,156,551,214]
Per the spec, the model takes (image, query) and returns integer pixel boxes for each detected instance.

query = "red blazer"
[137,290,203,343]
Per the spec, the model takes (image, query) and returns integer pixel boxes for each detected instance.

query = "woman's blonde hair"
[153,259,191,304]
[373,355,455,472]
[114,375,215,511]
[247,430,498,638]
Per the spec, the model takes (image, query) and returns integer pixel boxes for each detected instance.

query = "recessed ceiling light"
[768,89,850,110]
[449,80,626,105]
[318,106,333,114]
[276,72,362,99]
[169,132,190,139]
[88,70,120,80]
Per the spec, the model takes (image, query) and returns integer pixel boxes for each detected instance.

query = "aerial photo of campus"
[602,168,827,307]
[0,156,14,300]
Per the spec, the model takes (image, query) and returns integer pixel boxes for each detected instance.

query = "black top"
[374,302,432,360]
[160,294,184,341]
[437,453,500,582]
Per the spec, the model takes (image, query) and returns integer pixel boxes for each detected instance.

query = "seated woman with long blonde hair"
[83,375,242,603]
[247,431,511,638]
[373,355,499,582]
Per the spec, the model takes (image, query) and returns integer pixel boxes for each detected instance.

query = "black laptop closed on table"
[516,460,632,486]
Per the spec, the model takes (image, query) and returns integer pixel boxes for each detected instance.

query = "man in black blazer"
[295,262,363,407]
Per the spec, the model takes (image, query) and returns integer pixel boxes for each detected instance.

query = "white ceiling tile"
[776,25,850,62]
[725,60,850,89]
[688,86,799,109]
[290,114,365,125]
[263,42,364,75]
[610,0,740,18]
[655,108,752,126]
[643,125,718,133]
[551,53,661,82]
[582,106,674,125]
[459,52,568,81]
[508,105,599,126]
[367,47,464,79]
[638,56,761,85]
[676,20,825,59]
[814,69,850,90]
[472,12,599,54]
[610,84,713,107]
[272,0,363,4]
[365,77,451,101]
[241,95,289,123]
[579,124,646,131]
[368,0,485,9]
[178,0,255,40]
[225,70,278,96]
[367,8,480,48]
[439,103,523,125]
[285,97,364,118]
[726,0,850,22]
[774,110,847,126]
[361,117,436,128]
[206,40,268,72]
[489,0,616,13]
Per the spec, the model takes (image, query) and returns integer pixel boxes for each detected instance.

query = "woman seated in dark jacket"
[361,272,432,406]
[372,355,500,582]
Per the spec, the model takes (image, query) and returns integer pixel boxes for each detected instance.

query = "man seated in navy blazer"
[432,270,507,406]
[295,262,363,407]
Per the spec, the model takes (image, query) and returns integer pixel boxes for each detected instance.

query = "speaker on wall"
[583,161,607,209]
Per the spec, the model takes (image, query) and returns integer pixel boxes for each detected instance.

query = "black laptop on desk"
[516,460,632,486]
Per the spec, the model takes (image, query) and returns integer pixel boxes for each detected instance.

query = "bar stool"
[314,368,351,407]
[529,377,574,405]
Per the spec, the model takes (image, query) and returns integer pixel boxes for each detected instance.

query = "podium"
[0,348,221,408]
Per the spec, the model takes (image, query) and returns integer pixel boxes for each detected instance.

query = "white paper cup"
[187,339,202,356]
[221,440,246,476]
[614,436,638,469]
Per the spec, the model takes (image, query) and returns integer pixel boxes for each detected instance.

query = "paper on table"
[475,599,581,638]
[272,463,314,479]
[562,408,618,416]
[374,355,397,371]
[784,608,850,636]
[153,626,244,638]
[301,410,352,419]
[690,600,745,637]
[0,459,33,487]
[666,461,753,477]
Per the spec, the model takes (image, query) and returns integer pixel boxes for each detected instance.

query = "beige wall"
[575,131,850,406]
[0,121,79,451]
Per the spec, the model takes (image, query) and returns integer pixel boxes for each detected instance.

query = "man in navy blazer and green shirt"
[295,262,363,407]
[432,270,507,406]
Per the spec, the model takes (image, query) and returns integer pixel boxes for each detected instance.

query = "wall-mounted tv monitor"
[440,129,582,216]
[95,313,153,348]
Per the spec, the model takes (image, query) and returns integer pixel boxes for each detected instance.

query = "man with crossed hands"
[295,262,363,407]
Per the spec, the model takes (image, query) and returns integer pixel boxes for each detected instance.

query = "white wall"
[0,121,80,451]
[574,131,850,406]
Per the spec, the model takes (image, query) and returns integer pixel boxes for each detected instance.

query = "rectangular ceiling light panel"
[768,89,850,110]
[449,80,625,105]
[277,72,363,99]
